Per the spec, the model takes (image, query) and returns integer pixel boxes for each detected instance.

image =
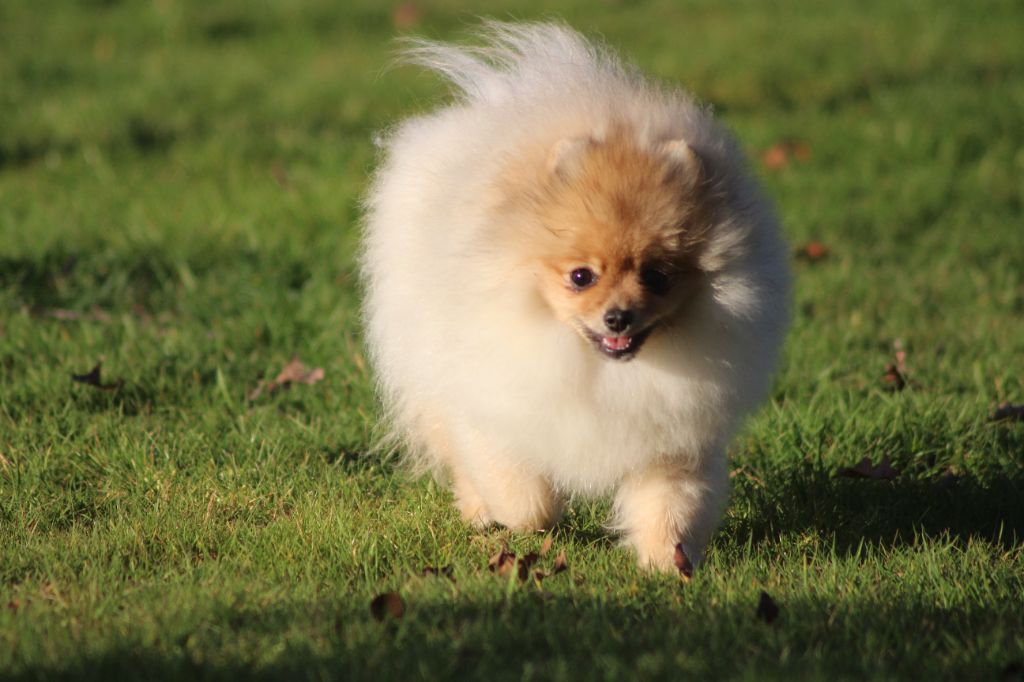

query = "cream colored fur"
[360,22,790,571]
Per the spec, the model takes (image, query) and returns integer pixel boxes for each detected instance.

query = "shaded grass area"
[2,0,1023,679]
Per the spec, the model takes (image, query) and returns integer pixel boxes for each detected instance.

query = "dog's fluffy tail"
[399,21,629,106]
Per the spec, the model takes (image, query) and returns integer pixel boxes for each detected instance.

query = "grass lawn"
[2,0,1023,679]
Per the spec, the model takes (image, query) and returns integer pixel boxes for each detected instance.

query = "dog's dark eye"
[569,267,596,290]
[640,266,672,295]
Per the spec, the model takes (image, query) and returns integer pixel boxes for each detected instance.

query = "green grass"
[2,0,1023,679]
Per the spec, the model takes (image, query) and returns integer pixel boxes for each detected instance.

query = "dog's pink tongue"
[603,336,631,351]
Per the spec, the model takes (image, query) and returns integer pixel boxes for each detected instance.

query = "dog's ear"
[546,137,593,179]
[660,139,703,192]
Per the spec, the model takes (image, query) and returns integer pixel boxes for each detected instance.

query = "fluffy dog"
[361,22,789,571]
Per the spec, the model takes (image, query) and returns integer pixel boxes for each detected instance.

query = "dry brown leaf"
[883,363,906,391]
[795,241,830,262]
[882,340,909,391]
[761,144,788,170]
[71,363,123,392]
[761,139,811,171]
[274,357,325,386]
[539,535,554,557]
[991,402,1024,423]
[837,456,900,481]
[0,452,11,470]
[552,549,568,575]
[370,592,405,621]
[533,549,569,584]
[248,356,325,400]
[488,548,517,577]
[892,339,908,375]
[392,1,421,29]
[756,591,780,624]
[517,552,540,581]
[673,543,694,581]
[487,547,547,582]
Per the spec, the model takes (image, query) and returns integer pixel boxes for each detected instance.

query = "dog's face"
[528,131,711,361]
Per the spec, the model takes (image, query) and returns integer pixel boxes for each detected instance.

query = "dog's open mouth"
[584,327,653,361]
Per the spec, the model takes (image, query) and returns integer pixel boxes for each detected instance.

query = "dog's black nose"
[603,307,634,333]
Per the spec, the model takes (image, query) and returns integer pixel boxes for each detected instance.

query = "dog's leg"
[417,415,494,527]
[446,454,496,529]
[446,425,563,532]
[612,453,729,572]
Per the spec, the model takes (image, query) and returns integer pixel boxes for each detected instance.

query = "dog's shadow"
[725,458,1024,553]
[357,443,1024,555]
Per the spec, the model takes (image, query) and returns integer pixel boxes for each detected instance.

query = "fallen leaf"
[882,363,906,391]
[892,339,908,375]
[392,1,421,29]
[487,547,548,582]
[274,357,325,386]
[539,535,554,557]
[761,139,811,171]
[488,548,517,577]
[370,592,405,621]
[518,552,540,581]
[71,363,123,392]
[533,549,569,584]
[421,565,455,581]
[795,241,830,262]
[991,402,1024,423]
[552,549,568,575]
[837,456,900,481]
[756,591,780,624]
[673,543,694,581]
[761,144,788,170]
[248,356,325,400]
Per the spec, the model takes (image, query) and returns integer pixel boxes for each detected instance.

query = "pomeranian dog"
[361,22,789,572]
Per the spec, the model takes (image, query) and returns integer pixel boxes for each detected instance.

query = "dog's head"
[523,129,712,361]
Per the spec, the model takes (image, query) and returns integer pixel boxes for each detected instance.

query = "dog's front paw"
[455,494,494,529]
[633,538,702,576]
